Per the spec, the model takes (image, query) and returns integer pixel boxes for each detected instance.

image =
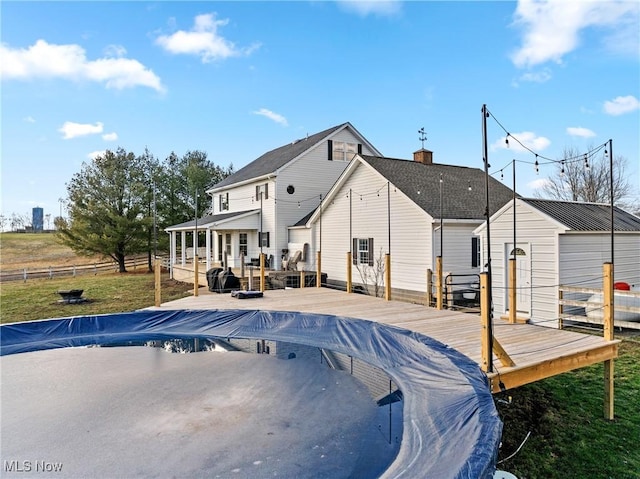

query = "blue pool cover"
[0,309,502,478]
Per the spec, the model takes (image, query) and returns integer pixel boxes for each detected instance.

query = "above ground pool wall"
[0,309,502,479]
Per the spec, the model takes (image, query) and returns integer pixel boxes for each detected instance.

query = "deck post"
[300,270,305,288]
[436,256,443,310]
[480,272,491,372]
[346,252,352,293]
[316,251,322,288]
[509,258,517,323]
[603,262,615,420]
[385,253,391,301]
[193,255,199,297]
[426,269,433,306]
[260,253,265,292]
[558,288,564,329]
[154,257,161,307]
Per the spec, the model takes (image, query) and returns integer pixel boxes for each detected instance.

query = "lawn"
[0,271,192,324]
[0,232,106,269]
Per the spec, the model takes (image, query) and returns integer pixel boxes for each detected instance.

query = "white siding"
[435,222,483,276]
[478,201,563,325]
[311,163,433,293]
[274,129,378,270]
[560,233,640,287]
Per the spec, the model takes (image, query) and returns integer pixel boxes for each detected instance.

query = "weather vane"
[418,127,427,149]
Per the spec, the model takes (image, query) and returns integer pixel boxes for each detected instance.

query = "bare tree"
[355,248,386,297]
[537,146,633,205]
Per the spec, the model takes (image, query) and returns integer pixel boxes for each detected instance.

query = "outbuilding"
[473,198,640,326]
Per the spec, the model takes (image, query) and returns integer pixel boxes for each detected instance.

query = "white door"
[506,243,531,314]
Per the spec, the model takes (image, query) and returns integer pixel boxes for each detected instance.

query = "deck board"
[152,287,619,392]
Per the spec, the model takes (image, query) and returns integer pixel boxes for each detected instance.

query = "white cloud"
[336,1,402,17]
[603,95,640,116]
[59,121,104,140]
[514,68,552,85]
[0,39,164,92]
[104,44,127,58]
[510,0,639,68]
[102,132,118,141]
[252,108,288,126]
[156,13,260,63]
[24,116,35,123]
[88,150,106,160]
[566,127,596,138]
[528,177,550,191]
[491,131,551,152]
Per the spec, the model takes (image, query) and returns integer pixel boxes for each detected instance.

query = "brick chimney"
[413,148,433,164]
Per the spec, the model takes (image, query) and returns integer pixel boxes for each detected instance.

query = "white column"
[205,228,211,271]
[181,231,186,265]
[192,229,197,260]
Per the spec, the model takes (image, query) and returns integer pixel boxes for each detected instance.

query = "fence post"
[73,265,77,278]
[385,253,391,301]
[316,251,322,288]
[346,252,352,293]
[23,268,27,282]
[436,256,443,310]
[558,288,564,329]
[509,258,517,323]
[426,269,432,306]
[260,253,265,292]
[603,262,615,420]
[480,272,491,373]
[193,255,199,297]
[300,270,305,288]
[154,257,162,307]
[94,263,97,275]
[49,266,53,279]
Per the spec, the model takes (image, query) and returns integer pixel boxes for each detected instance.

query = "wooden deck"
[153,287,620,393]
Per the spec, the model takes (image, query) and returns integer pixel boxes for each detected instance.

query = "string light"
[560,159,565,177]
[468,181,472,191]
[534,155,539,174]
[584,154,589,170]
[505,134,510,148]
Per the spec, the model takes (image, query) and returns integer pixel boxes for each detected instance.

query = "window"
[352,237,374,266]
[239,233,248,256]
[255,183,268,200]
[331,141,359,162]
[219,192,229,211]
[472,237,480,267]
[259,232,270,248]
[225,233,232,256]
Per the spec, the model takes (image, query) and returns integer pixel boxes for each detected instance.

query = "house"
[293,149,515,300]
[165,122,382,273]
[473,198,640,326]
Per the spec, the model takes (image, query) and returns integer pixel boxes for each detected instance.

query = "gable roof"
[210,122,378,191]
[358,156,515,220]
[521,198,640,232]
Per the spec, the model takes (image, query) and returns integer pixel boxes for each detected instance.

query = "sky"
[1,0,639,224]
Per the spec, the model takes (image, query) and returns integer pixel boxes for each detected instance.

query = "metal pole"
[387,182,391,253]
[482,104,494,373]
[609,139,614,265]
[260,190,263,255]
[439,173,443,262]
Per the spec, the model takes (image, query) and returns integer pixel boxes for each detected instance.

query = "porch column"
[180,231,186,266]
[192,228,197,259]
[205,228,211,271]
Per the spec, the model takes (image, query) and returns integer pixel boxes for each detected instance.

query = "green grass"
[1,232,105,269]
[496,338,640,479]
[0,271,192,324]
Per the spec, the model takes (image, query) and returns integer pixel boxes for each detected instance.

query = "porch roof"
[165,209,260,232]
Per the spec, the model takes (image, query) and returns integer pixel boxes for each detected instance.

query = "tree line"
[55,147,233,272]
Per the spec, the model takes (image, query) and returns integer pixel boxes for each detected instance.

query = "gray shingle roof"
[522,198,640,232]
[166,210,259,230]
[211,123,349,190]
[360,156,516,220]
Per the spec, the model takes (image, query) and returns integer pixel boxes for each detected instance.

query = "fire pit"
[57,289,87,304]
